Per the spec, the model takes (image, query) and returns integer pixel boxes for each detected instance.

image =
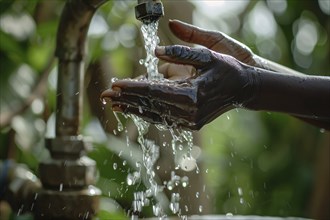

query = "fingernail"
[112,86,121,92]
[100,89,110,100]
[100,89,120,100]
[111,87,121,97]
[155,46,166,56]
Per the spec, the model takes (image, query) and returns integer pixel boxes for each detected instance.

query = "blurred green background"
[0,0,329,219]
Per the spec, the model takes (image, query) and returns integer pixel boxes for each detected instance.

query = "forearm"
[254,55,304,76]
[246,67,330,120]
[253,55,330,129]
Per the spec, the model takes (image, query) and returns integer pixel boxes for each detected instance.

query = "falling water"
[106,20,197,218]
[139,21,163,80]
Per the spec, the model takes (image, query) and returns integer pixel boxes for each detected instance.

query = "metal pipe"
[55,0,109,136]
[34,1,109,219]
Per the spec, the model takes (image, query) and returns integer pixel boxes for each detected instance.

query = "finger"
[159,63,196,80]
[112,102,195,129]
[169,19,226,50]
[116,80,196,105]
[100,87,121,102]
[101,78,198,107]
[155,45,214,68]
[158,63,170,78]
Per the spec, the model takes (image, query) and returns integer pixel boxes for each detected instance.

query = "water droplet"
[195,192,200,198]
[111,77,118,83]
[167,181,174,190]
[226,213,233,217]
[198,205,203,213]
[169,193,180,214]
[181,176,189,188]
[138,106,143,114]
[153,203,163,217]
[238,187,243,196]
[169,202,179,214]
[59,183,63,192]
[113,163,117,170]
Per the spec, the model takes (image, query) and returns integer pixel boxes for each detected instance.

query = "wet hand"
[101,45,255,130]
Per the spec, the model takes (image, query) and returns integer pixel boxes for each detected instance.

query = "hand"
[101,19,330,131]
[101,45,255,130]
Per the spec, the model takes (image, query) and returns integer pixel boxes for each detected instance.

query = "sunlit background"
[0,0,329,219]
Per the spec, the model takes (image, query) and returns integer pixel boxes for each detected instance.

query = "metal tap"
[135,0,164,24]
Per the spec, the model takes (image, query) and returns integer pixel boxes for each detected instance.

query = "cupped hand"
[101,45,255,130]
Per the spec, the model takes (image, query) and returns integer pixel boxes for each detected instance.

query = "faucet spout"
[135,0,164,24]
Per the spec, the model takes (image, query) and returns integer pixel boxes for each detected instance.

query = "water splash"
[113,112,124,132]
[169,193,180,214]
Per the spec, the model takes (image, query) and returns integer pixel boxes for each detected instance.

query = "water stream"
[111,21,196,219]
[139,21,163,80]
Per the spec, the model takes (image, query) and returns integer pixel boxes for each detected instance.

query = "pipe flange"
[39,156,98,189]
[34,185,101,220]
[45,136,92,159]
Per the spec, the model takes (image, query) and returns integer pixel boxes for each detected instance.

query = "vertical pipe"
[55,0,108,136]
[56,61,84,135]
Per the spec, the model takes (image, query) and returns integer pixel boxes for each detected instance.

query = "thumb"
[155,45,214,68]
[169,19,227,50]
[169,20,254,65]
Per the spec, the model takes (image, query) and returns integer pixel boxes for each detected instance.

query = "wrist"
[235,65,260,110]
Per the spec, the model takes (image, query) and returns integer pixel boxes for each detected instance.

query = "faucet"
[135,0,164,24]
[1,0,163,219]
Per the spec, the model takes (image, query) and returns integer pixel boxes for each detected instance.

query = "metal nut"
[34,186,101,220]
[39,156,98,188]
[45,136,92,159]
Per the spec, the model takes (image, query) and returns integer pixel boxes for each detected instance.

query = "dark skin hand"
[101,20,330,130]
